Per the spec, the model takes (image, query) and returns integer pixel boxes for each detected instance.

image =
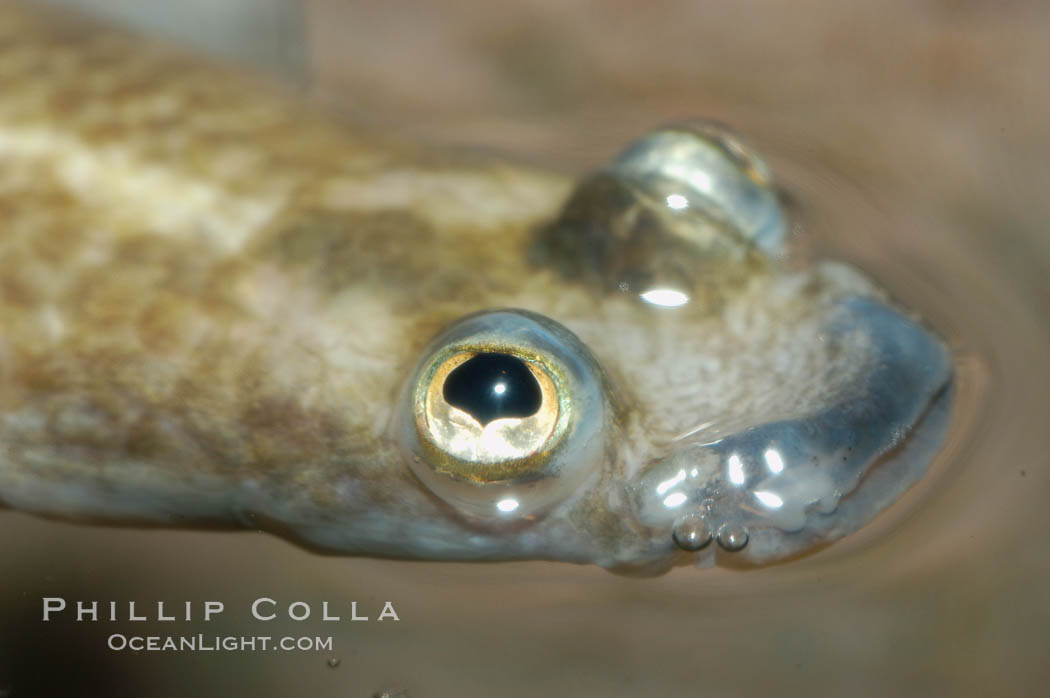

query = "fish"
[0,2,952,574]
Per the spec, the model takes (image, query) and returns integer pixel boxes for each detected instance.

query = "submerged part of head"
[397,310,608,521]
[530,120,787,307]
[633,297,954,566]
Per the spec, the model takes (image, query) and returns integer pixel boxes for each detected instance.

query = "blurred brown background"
[302,0,1050,307]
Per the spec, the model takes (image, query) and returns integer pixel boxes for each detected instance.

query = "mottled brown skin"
[0,3,577,521]
[0,3,887,570]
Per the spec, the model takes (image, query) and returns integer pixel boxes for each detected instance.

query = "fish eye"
[607,119,787,258]
[441,353,545,430]
[530,120,787,303]
[425,351,560,469]
[398,310,606,521]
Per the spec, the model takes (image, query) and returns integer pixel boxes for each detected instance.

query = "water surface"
[2,1,1048,696]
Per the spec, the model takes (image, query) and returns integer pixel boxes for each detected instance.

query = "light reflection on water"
[2,1,1049,696]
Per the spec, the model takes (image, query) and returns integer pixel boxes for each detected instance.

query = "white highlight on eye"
[496,498,520,513]
[727,454,746,485]
[754,490,784,509]
[493,382,507,395]
[663,492,688,508]
[764,448,784,474]
[665,193,689,210]
[688,170,713,194]
[656,469,686,495]
[640,289,689,308]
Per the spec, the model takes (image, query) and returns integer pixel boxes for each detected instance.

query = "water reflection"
[639,288,689,307]
[753,490,784,509]
[728,453,746,485]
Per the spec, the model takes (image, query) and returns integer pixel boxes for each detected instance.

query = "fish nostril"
[442,352,542,427]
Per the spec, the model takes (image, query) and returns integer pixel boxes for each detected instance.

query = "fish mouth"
[629,296,955,568]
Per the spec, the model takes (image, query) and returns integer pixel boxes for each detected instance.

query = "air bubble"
[672,513,713,551]
[716,523,749,551]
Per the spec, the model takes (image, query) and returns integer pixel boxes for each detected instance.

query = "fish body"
[0,4,952,572]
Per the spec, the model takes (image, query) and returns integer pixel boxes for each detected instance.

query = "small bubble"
[672,513,712,551]
[716,523,749,551]
[326,657,340,669]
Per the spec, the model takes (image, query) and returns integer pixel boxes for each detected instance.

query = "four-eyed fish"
[0,5,952,573]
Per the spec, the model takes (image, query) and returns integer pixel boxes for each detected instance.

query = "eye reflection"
[665,193,689,210]
[496,498,520,513]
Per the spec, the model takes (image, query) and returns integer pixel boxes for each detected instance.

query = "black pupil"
[442,353,542,427]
